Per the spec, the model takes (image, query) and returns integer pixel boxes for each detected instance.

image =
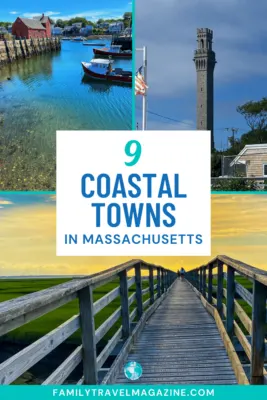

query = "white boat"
[73,37,84,42]
[81,58,132,84]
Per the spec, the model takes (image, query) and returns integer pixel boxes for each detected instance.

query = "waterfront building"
[80,25,93,36]
[109,22,124,34]
[12,13,52,39]
[52,26,63,36]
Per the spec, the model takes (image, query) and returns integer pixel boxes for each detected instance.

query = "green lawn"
[0,278,152,344]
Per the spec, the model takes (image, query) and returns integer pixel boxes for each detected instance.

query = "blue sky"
[0,1,132,22]
[136,0,267,150]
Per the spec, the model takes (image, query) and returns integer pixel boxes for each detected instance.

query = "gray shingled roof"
[33,15,50,23]
[19,17,46,30]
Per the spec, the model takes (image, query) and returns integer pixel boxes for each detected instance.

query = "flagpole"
[142,46,147,131]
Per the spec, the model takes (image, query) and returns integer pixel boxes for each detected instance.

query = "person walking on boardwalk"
[177,269,181,278]
[180,267,185,281]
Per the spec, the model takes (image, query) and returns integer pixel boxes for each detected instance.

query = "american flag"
[135,66,148,96]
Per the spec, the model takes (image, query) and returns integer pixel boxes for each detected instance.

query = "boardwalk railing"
[0,260,176,385]
[186,255,267,385]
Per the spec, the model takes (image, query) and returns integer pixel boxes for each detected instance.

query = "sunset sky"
[0,193,266,276]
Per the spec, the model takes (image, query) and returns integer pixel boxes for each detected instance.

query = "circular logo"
[124,361,143,381]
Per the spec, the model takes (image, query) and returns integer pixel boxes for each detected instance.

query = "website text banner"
[0,386,267,399]
[57,130,211,256]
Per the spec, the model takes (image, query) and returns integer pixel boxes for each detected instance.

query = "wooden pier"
[0,256,266,385]
[115,281,237,384]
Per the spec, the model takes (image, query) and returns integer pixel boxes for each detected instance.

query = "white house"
[108,22,124,34]
[230,144,267,177]
[80,25,93,36]
[97,22,109,29]
[52,26,63,35]
[72,22,82,29]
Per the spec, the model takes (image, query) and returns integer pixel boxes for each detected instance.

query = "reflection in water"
[0,40,132,189]
[81,76,118,93]
[0,40,131,136]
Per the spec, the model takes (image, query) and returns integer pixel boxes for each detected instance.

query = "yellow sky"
[0,194,266,275]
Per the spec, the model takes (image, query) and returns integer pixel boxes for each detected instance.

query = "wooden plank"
[0,259,167,327]
[128,292,136,306]
[142,287,150,295]
[129,308,137,322]
[93,286,120,315]
[97,327,122,370]
[135,263,143,319]
[213,255,267,286]
[0,315,80,385]
[119,270,130,338]
[76,376,84,385]
[95,307,121,344]
[0,292,77,337]
[234,321,251,359]
[208,265,213,303]
[235,282,252,306]
[203,267,207,298]
[42,345,82,385]
[143,298,150,309]
[102,283,173,384]
[149,266,154,305]
[234,301,252,335]
[78,286,97,384]
[199,268,203,293]
[251,280,267,384]
[161,268,165,293]
[217,260,224,318]
[157,267,161,299]
[115,280,241,385]
[127,276,135,289]
[226,266,235,339]
[213,309,248,385]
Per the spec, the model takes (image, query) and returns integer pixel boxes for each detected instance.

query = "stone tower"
[193,28,216,150]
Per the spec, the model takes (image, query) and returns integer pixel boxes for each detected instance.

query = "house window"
[263,164,267,177]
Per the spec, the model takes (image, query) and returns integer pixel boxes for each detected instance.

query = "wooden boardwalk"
[115,280,237,384]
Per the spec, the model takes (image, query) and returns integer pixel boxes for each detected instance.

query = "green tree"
[237,97,267,132]
[123,12,132,27]
[68,17,88,27]
[55,19,65,28]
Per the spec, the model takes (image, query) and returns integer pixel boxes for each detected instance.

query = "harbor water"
[0,38,132,144]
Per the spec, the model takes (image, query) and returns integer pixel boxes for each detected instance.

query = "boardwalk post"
[217,260,223,318]
[119,269,130,338]
[226,266,235,339]
[199,268,203,293]
[208,264,213,303]
[195,269,199,290]
[78,286,97,384]
[251,280,267,384]
[135,262,143,319]
[164,269,167,292]
[149,266,154,304]
[157,267,161,298]
[203,267,207,297]
[161,268,164,293]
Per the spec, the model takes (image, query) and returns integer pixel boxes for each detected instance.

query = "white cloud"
[136,0,267,98]
[9,11,19,15]
[22,11,61,18]
[58,10,123,21]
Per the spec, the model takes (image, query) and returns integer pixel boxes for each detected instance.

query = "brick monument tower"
[193,28,216,150]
